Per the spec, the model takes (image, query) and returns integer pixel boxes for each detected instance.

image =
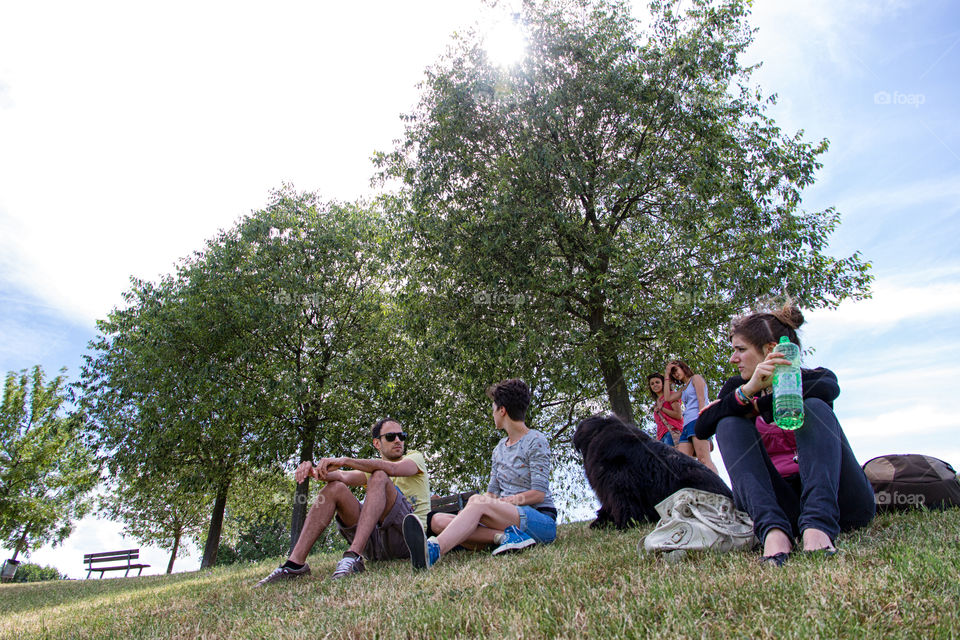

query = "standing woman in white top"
[664,359,719,474]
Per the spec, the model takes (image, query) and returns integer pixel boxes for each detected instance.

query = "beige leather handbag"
[642,488,756,554]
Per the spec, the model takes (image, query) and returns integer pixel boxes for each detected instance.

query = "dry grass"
[2,509,959,639]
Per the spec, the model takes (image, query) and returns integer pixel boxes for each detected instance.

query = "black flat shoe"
[759,551,790,567]
[802,546,838,557]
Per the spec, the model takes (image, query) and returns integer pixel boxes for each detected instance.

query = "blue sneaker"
[403,513,440,570]
[492,525,536,556]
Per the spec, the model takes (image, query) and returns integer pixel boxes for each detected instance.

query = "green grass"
[2,510,959,639]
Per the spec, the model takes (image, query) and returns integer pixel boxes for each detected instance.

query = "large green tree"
[81,187,420,561]
[377,0,871,423]
[81,267,279,569]
[0,367,98,561]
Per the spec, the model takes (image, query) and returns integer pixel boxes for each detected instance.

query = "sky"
[1,0,958,578]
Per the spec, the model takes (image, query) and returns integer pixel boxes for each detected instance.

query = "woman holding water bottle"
[696,304,875,566]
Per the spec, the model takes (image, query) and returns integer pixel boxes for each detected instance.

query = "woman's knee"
[715,415,752,446]
[803,397,831,414]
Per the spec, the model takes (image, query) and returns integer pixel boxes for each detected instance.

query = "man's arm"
[295,460,367,486]
[323,456,421,478]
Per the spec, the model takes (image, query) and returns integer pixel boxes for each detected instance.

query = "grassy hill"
[2,510,958,639]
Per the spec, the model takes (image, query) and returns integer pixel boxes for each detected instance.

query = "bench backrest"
[430,491,478,514]
[84,549,139,565]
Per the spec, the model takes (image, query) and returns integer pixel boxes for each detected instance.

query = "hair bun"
[772,304,804,330]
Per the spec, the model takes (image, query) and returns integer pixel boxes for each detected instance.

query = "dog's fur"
[573,414,733,528]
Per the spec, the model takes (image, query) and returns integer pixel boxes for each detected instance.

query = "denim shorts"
[677,420,697,444]
[517,506,557,544]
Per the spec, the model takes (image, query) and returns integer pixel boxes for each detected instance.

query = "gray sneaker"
[331,554,365,579]
[254,563,311,588]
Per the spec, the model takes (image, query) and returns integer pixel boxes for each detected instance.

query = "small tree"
[99,469,209,574]
[0,367,98,561]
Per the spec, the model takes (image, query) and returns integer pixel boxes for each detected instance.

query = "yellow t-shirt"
[366,450,430,527]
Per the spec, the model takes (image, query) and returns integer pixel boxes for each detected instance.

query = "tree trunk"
[588,297,634,424]
[10,529,28,562]
[166,529,181,574]
[597,342,634,424]
[200,480,230,569]
[289,422,317,551]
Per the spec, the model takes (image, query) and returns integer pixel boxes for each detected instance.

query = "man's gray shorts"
[336,485,414,561]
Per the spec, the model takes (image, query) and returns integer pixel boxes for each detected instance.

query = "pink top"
[755,415,799,477]
[654,400,685,441]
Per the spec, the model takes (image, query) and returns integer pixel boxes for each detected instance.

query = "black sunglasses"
[380,432,407,442]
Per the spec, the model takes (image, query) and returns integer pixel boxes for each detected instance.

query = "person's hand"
[742,351,792,396]
[316,457,345,481]
[323,469,345,484]
[294,461,318,484]
[655,397,665,411]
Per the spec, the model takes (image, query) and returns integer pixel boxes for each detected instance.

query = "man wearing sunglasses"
[255,418,430,585]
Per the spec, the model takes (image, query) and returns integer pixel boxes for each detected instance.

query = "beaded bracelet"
[734,386,750,405]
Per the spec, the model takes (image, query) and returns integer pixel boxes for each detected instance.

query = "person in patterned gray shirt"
[402,378,557,570]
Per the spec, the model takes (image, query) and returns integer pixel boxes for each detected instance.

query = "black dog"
[573,414,733,528]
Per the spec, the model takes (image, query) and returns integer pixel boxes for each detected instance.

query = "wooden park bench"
[430,490,478,514]
[84,549,150,579]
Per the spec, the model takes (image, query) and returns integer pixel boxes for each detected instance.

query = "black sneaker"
[403,513,429,570]
[253,563,311,588]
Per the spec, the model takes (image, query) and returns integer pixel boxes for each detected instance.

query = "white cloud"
[832,174,960,217]
[0,1,489,325]
[803,266,960,346]
[841,404,955,440]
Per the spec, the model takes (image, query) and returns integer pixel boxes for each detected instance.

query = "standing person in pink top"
[663,360,719,473]
[647,373,683,446]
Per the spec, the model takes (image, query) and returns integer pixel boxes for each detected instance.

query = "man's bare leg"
[347,470,398,556]
[289,481,361,564]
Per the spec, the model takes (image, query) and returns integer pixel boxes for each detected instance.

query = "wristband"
[735,386,750,405]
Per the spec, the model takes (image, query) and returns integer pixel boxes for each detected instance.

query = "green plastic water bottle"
[772,336,804,430]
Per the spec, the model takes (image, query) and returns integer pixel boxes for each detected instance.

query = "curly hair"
[485,378,531,421]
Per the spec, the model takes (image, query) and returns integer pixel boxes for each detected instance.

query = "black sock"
[343,551,360,559]
[282,560,304,570]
